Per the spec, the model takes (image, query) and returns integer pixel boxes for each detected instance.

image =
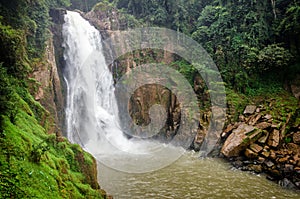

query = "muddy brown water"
[98,152,300,199]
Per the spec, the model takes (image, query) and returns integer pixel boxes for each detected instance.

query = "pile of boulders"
[221,105,300,189]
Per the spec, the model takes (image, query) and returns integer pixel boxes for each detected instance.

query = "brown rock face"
[127,84,181,141]
[31,36,64,134]
[221,124,255,157]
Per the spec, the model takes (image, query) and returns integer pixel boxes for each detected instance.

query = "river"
[98,152,300,199]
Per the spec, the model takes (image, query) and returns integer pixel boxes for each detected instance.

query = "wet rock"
[293,132,300,144]
[255,122,271,130]
[248,164,262,173]
[221,124,255,157]
[232,160,243,168]
[257,156,265,163]
[250,143,263,153]
[284,164,294,173]
[243,160,253,165]
[269,169,281,178]
[31,36,64,134]
[267,129,280,148]
[243,105,257,115]
[265,160,275,168]
[50,8,67,24]
[245,148,258,159]
[266,175,277,181]
[279,178,297,189]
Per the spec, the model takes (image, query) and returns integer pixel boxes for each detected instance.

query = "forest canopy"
[109,0,300,93]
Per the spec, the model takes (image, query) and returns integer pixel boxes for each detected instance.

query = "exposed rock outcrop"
[221,104,300,189]
[30,35,64,135]
[221,124,256,157]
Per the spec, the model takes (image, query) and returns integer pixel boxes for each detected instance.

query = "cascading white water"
[62,11,128,149]
[62,11,183,173]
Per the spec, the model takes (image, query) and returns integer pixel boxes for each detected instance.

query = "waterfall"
[62,10,130,150]
[62,11,183,173]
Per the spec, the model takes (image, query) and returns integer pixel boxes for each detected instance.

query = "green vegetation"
[108,0,300,94]
[0,100,103,198]
[102,0,300,134]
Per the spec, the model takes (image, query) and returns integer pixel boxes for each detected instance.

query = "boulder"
[267,129,280,148]
[221,124,255,157]
[279,178,297,189]
[243,105,257,115]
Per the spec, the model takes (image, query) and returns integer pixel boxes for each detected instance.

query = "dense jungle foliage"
[109,0,300,94]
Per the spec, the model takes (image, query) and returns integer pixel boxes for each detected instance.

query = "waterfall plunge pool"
[98,152,300,199]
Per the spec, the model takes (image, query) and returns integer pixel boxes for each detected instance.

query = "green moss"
[226,88,249,122]
[0,90,104,198]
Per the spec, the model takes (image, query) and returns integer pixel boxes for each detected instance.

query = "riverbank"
[220,91,300,189]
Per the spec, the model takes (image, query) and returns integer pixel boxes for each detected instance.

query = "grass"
[0,90,104,198]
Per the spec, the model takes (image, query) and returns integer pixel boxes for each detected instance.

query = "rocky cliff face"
[83,4,210,149]
[30,35,64,135]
